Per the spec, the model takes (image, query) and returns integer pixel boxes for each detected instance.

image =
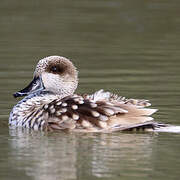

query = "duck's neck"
[48,81,78,99]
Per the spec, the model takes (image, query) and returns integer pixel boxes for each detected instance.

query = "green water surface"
[0,0,180,179]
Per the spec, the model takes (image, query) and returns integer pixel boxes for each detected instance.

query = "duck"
[9,55,160,132]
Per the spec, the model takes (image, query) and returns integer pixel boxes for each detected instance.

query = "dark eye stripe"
[51,66,58,72]
[50,66,65,74]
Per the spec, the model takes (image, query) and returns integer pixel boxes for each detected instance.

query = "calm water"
[1,0,180,179]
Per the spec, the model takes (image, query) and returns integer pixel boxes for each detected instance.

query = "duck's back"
[9,90,158,132]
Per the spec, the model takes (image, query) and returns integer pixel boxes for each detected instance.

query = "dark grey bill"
[13,76,44,98]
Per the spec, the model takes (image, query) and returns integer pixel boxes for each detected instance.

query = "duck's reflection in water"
[9,128,157,180]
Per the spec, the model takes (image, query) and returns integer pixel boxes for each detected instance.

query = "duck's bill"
[13,76,44,98]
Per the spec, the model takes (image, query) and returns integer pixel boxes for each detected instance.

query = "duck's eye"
[50,66,64,74]
[51,66,58,72]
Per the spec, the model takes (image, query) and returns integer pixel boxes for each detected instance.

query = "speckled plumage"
[9,56,159,132]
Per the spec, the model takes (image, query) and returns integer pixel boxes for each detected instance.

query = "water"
[1,0,180,179]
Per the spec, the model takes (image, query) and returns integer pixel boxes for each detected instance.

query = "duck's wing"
[43,90,158,132]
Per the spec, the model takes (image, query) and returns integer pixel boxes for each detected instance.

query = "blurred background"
[0,0,180,180]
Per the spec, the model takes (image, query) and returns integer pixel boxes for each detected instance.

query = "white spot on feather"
[78,100,84,104]
[49,105,54,109]
[62,115,69,121]
[62,103,67,107]
[56,111,61,116]
[56,101,62,106]
[50,108,55,114]
[72,105,78,110]
[90,103,97,108]
[99,115,108,121]
[91,110,100,117]
[98,121,107,129]
[59,108,67,113]
[44,104,48,109]
[104,108,115,116]
[72,114,79,120]
[81,120,93,128]
[33,124,39,131]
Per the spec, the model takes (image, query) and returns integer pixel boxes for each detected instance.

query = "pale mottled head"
[13,56,78,98]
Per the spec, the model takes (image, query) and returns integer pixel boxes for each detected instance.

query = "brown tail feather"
[107,104,157,129]
[114,103,157,116]
[109,121,157,132]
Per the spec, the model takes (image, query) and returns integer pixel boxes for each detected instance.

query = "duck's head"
[13,56,78,98]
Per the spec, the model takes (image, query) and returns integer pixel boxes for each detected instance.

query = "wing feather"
[42,91,157,131]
